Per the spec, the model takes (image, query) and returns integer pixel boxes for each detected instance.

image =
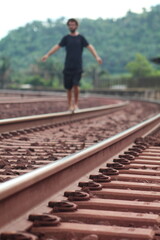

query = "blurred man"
[41,18,102,111]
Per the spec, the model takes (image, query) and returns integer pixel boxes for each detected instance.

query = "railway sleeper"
[51,208,160,227]
[88,188,160,201]
[30,222,155,240]
[72,198,160,213]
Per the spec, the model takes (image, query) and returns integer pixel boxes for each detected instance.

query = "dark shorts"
[63,71,82,90]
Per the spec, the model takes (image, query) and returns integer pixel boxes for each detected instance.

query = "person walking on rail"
[41,18,102,112]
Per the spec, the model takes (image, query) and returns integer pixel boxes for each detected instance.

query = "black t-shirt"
[59,34,89,72]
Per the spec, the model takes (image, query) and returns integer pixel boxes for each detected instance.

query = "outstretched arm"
[41,44,61,62]
[87,44,102,64]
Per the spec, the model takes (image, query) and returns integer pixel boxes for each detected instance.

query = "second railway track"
[0,102,129,183]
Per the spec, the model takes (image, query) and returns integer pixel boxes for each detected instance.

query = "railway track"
[0,102,128,183]
[0,93,122,119]
[0,101,128,133]
[0,108,160,239]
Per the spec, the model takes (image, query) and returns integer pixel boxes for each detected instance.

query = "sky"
[0,0,160,40]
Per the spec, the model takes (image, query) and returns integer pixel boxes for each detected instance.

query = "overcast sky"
[0,0,160,40]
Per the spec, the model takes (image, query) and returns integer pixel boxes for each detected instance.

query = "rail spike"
[78,181,102,190]
[48,200,78,212]
[64,190,90,201]
[28,214,61,227]
[113,158,130,165]
[99,167,119,175]
[124,151,139,157]
[106,162,125,170]
[119,154,135,160]
[0,232,38,240]
[134,137,149,147]
[128,147,143,153]
[89,174,111,182]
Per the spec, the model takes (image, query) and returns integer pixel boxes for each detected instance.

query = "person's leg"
[67,89,73,110]
[63,72,74,110]
[73,85,80,109]
[72,72,82,110]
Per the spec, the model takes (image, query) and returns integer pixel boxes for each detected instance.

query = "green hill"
[0,5,160,74]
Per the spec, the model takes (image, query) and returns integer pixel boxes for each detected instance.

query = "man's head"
[67,18,79,33]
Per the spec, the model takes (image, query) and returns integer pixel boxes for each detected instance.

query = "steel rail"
[0,113,159,231]
[0,102,128,133]
[0,97,65,104]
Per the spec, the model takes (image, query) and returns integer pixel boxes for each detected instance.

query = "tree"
[0,57,11,88]
[26,75,46,88]
[126,53,154,77]
[29,59,63,88]
[85,64,101,88]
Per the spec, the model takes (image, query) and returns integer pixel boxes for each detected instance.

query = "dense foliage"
[0,5,160,89]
